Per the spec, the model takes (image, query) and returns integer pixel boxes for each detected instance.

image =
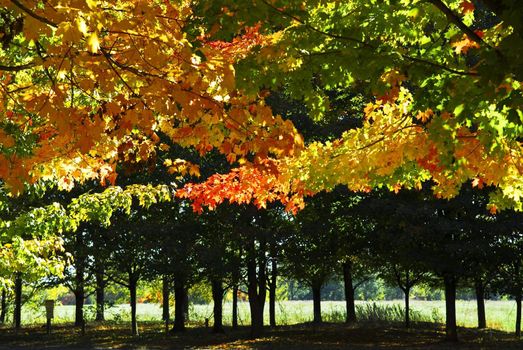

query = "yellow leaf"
[86,0,98,9]
[57,22,83,43]
[77,19,88,35]
[87,32,100,53]
[222,64,235,92]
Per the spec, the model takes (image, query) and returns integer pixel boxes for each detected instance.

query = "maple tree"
[0,0,520,215]
[0,0,302,196]
[180,0,523,213]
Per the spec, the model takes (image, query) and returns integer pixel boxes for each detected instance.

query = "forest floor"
[0,321,522,349]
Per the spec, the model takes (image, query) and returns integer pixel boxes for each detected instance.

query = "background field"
[18,300,518,332]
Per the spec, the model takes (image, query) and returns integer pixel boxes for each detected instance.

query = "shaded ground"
[0,321,522,349]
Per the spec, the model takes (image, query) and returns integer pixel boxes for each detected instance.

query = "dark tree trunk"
[247,235,266,338]
[162,276,170,322]
[402,270,411,329]
[129,277,138,336]
[211,279,224,333]
[14,273,22,331]
[404,286,411,328]
[232,284,239,329]
[444,275,458,342]
[74,272,85,327]
[475,279,486,329]
[516,291,522,338]
[184,288,189,322]
[312,283,322,323]
[269,258,277,327]
[342,261,356,324]
[95,267,105,321]
[74,229,85,328]
[0,288,6,324]
[172,279,186,332]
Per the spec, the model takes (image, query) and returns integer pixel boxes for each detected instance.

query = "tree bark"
[269,258,277,327]
[0,288,6,324]
[211,279,224,333]
[129,277,138,336]
[247,235,266,338]
[74,270,85,327]
[444,275,458,342]
[162,276,170,322]
[74,229,85,328]
[95,267,105,322]
[232,284,239,329]
[474,279,486,329]
[404,286,411,328]
[403,270,411,329]
[172,279,186,332]
[184,287,189,322]
[312,282,322,324]
[343,261,356,324]
[516,291,522,338]
[14,273,22,331]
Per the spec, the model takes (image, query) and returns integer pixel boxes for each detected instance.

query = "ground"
[0,322,522,350]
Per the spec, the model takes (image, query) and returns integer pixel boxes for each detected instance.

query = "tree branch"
[260,0,372,48]
[427,0,488,47]
[0,62,35,71]
[9,0,57,28]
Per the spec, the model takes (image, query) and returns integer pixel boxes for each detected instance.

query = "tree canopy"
[0,0,521,213]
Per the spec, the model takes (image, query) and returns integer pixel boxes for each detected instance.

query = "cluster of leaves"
[0,183,173,287]
[182,0,523,212]
[0,0,302,195]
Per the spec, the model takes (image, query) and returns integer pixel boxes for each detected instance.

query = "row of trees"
[0,2,522,346]
[1,183,522,341]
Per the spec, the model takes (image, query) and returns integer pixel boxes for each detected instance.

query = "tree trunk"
[404,286,410,328]
[232,284,239,329]
[475,279,486,329]
[129,277,138,336]
[14,273,22,331]
[312,283,322,324]
[403,270,411,329]
[74,274,85,327]
[74,229,85,328]
[0,288,6,324]
[343,261,356,324]
[516,291,522,338]
[162,276,170,322]
[95,267,105,322]
[184,287,189,322]
[247,235,266,338]
[269,258,277,327]
[172,279,186,332]
[444,275,458,342]
[211,279,224,333]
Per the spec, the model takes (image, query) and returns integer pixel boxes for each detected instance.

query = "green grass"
[18,299,518,332]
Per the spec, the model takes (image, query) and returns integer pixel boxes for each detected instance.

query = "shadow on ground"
[0,321,521,349]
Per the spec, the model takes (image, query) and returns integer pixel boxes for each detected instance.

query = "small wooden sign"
[44,300,55,319]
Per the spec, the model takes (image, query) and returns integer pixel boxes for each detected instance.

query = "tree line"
[1,182,522,342]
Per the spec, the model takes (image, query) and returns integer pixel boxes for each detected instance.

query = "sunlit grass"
[19,299,518,332]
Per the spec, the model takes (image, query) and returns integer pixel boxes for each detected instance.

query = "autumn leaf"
[460,1,475,15]
[451,34,480,54]
[87,32,100,53]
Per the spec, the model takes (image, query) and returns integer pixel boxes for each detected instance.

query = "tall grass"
[13,300,518,332]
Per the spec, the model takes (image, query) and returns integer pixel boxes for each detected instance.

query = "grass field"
[18,299,518,332]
